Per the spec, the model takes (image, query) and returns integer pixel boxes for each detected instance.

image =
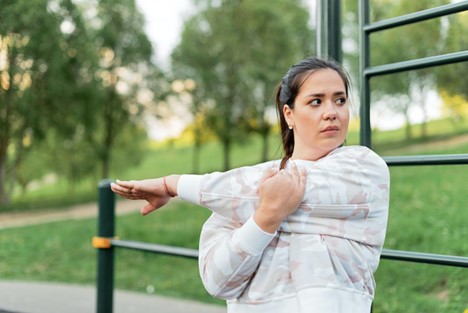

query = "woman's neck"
[291,146,339,162]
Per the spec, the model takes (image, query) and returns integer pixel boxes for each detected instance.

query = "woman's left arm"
[111,175,180,215]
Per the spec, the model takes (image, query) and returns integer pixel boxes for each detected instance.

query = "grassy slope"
[1,120,467,311]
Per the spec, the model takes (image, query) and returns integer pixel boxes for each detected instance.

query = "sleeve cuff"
[232,216,276,256]
[177,174,203,205]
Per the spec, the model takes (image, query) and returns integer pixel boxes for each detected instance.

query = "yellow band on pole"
[92,236,118,249]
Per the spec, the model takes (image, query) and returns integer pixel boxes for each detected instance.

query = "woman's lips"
[321,126,339,133]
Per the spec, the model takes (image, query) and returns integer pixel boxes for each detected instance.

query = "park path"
[0,199,146,230]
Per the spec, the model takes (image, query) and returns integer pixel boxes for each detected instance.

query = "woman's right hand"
[254,163,307,233]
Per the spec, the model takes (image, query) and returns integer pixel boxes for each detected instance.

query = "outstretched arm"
[110,175,180,215]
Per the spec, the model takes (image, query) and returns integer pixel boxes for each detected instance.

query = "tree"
[435,9,468,126]
[172,0,313,170]
[240,0,313,161]
[84,0,154,179]
[369,0,450,139]
[0,0,97,204]
[0,0,158,205]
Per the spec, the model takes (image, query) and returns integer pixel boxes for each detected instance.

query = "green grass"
[0,201,223,305]
[1,118,468,311]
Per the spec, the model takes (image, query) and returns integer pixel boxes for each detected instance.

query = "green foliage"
[369,0,451,139]
[434,11,468,101]
[439,91,468,126]
[0,0,159,206]
[172,0,314,169]
[343,0,467,142]
[0,0,85,204]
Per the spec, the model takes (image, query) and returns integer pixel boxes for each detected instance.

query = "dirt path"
[388,133,468,154]
[0,199,146,230]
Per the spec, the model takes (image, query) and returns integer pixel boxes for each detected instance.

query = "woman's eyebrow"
[303,91,346,98]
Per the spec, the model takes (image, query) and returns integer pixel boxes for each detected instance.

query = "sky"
[135,0,195,68]
[135,0,316,68]
[134,1,195,140]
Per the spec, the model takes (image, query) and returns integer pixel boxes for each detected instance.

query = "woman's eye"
[309,99,321,106]
[336,97,347,105]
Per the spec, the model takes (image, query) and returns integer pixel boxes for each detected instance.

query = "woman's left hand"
[111,177,176,215]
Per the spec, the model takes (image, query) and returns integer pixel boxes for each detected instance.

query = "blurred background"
[0,0,467,312]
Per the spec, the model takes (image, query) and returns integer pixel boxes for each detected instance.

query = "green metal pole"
[96,179,115,313]
[317,0,342,63]
[359,0,372,148]
[328,0,342,63]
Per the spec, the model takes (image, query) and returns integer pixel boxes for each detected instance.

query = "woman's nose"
[323,102,338,120]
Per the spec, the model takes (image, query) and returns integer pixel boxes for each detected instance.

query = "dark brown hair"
[276,57,351,169]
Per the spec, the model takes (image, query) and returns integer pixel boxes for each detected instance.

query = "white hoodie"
[177,145,390,313]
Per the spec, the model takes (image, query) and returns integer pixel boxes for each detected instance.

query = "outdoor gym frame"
[93,1,468,312]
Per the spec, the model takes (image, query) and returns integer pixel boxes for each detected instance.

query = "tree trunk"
[101,90,114,180]
[192,141,201,174]
[405,122,412,140]
[101,125,113,179]
[0,146,9,206]
[222,137,231,171]
[7,141,24,198]
[260,127,269,163]
[0,72,12,206]
[420,120,427,138]
[404,109,412,140]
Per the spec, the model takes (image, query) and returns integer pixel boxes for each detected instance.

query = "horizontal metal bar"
[110,239,198,259]
[381,249,468,268]
[364,50,468,77]
[110,240,468,268]
[383,154,468,166]
[364,2,468,33]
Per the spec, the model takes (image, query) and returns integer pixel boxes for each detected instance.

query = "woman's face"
[283,68,350,161]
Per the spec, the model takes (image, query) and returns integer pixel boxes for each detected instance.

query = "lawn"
[1,120,467,312]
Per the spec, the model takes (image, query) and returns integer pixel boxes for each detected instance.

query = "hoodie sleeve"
[177,169,277,299]
[198,213,275,299]
[177,161,279,225]
[178,147,389,248]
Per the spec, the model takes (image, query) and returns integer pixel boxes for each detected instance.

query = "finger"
[280,169,293,181]
[287,163,304,189]
[260,168,278,184]
[116,179,135,189]
[116,180,137,192]
[290,162,299,177]
[299,167,307,191]
[111,183,132,195]
[110,182,119,192]
[141,203,157,216]
[110,184,125,195]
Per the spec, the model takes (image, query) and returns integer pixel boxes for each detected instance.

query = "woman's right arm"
[198,213,275,299]
[196,165,306,299]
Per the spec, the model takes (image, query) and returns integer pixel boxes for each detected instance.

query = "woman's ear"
[283,104,294,128]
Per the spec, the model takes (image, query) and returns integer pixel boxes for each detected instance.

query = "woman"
[111,56,390,313]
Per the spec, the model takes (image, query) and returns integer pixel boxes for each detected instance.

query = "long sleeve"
[198,214,275,299]
[195,146,389,247]
[177,176,276,299]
